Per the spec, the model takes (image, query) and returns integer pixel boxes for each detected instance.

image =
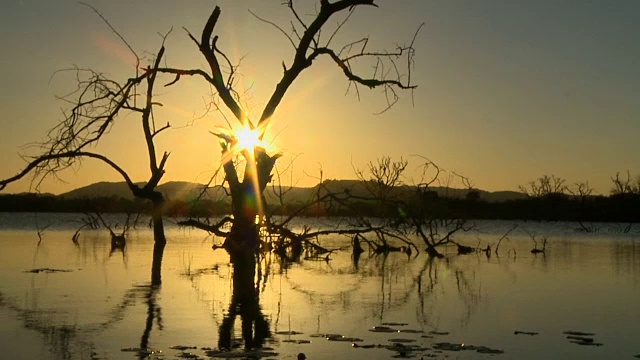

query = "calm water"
[0,213,638,359]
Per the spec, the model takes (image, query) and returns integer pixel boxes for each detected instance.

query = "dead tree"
[610,171,640,197]
[567,181,595,232]
[401,159,474,257]
[94,213,131,252]
[355,156,408,217]
[300,157,474,258]
[164,1,420,251]
[522,227,547,254]
[0,27,171,245]
[0,9,173,285]
[518,175,567,198]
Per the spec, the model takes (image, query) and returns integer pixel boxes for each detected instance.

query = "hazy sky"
[1,0,639,195]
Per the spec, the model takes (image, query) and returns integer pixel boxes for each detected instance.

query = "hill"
[59,180,525,203]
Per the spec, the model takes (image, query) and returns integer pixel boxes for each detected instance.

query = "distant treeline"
[427,193,640,223]
[0,193,229,218]
[1,192,639,223]
[283,192,640,223]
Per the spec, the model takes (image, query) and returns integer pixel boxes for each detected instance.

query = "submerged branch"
[178,217,233,238]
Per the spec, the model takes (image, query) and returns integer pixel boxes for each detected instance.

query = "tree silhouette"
[169,1,420,252]
[518,174,567,198]
[0,5,174,283]
[0,1,420,256]
[0,5,171,252]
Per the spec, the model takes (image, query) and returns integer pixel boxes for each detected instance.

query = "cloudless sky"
[1,0,639,195]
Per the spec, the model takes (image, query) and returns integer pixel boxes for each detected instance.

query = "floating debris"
[204,349,279,358]
[570,340,603,347]
[566,335,594,343]
[563,331,602,346]
[391,354,418,359]
[170,345,198,350]
[432,342,504,354]
[428,331,449,336]
[24,268,72,274]
[370,326,398,333]
[432,342,463,352]
[282,339,311,344]
[388,338,417,343]
[563,330,595,336]
[386,344,426,350]
[476,347,505,354]
[327,335,363,342]
[120,347,160,357]
[275,330,304,335]
[514,331,539,336]
[309,333,342,338]
[177,352,202,359]
[385,343,431,355]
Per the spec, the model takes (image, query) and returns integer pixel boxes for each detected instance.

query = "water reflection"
[218,248,271,351]
[109,236,126,260]
[613,238,640,284]
[139,285,162,359]
[1,218,640,359]
[0,289,93,360]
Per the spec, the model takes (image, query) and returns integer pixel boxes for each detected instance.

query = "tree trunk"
[150,197,166,286]
[152,198,166,245]
[151,240,166,286]
[230,181,260,227]
[223,147,279,253]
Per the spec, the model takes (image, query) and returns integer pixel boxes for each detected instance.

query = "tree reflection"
[151,241,166,286]
[138,285,163,358]
[218,231,271,351]
[137,238,166,356]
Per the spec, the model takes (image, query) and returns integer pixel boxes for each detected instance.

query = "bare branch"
[312,47,415,89]
[142,47,166,174]
[79,3,139,67]
[249,9,297,50]
[178,217,232,237]
[284,0,310,33]
[191,7,246,123]
[258,0,379,128]
[79,2,141,106]
[0,151,136,193]
[326,7,355,48]
[152,122,171,138]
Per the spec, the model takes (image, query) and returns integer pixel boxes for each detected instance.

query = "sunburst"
[234,125,263,153]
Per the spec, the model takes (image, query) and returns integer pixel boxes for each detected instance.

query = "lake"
[0,213,638,359]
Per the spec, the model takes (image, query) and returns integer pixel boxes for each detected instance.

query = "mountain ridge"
[58,180,526,203]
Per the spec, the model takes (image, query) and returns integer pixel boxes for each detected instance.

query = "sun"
[234,125,263,152]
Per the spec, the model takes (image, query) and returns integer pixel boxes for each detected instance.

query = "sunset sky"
[1,0,638,195]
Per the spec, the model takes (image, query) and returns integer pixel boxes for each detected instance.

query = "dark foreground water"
[0,213,639,359]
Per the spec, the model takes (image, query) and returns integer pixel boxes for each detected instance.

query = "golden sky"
[1,0,639,195]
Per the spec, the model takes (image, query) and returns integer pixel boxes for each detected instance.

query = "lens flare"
[234,126,263,152]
